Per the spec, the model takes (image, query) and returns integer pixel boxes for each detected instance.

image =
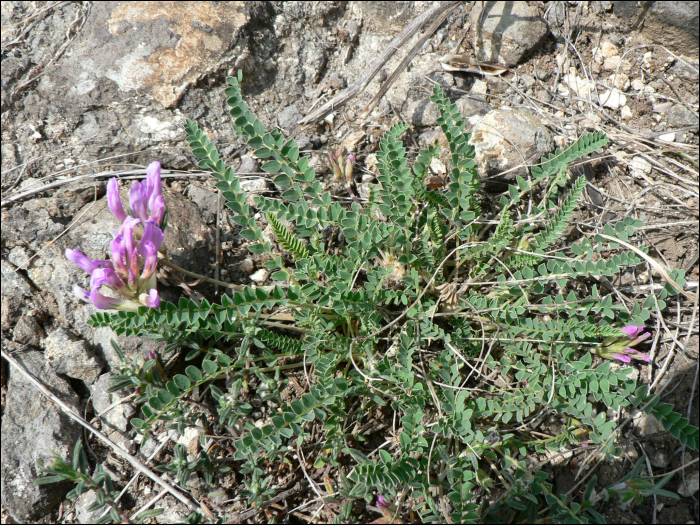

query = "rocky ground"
[1,1,698,523]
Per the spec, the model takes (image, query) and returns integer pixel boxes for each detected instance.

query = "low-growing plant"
[40,71,697,523]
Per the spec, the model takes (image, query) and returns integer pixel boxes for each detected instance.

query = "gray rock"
[650,449,669,469]
[75,489,106,524]
[457,96,493,119]
[666,105,699,128]
[153,496,190,524]
[418,128,443,149]
[1,346,82,522]
[668,57,700,79]
[408,98,440,127]
[91,373,136,433]
[237,156,261,175]
[90,373,136,453]
[678,471,699,497]
[612,1,699,54]
[409,96,491,127]
[535,68,550,81]
[468,108,553,181]
[12,316,44,346]
[277,105,303,131]
[187,184,219,223]
[471,1,549,67]
[240,178,269,193]
[519,73,536,89]
[92,327,167,372]
[44,327,102,385]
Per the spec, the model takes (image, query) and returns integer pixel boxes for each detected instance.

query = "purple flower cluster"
[596,324,651,364]
[66,162,165,311]
[610,325,651,363]
[370,494,400,524]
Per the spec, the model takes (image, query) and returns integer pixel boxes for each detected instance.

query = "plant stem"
[161,258,244,291]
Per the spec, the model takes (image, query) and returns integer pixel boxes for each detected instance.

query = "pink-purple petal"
[620,325,645,337]
[612,353,632,363]
[90,290,126,310]
[140,288,160,308]
[107,178,127,223]
[90,268,125,290]
[140,241,158,281]
[146,161,162,211]
[65,249,113,276]
[151,194,165,224]
[140,219,164,255]
[129,181,149,223]
[377,495,390,508]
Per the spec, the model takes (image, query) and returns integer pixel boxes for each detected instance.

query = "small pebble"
[600,41,619,58]
[250,268,268,284]
[603,55,621,71]
[630,157,652,175]
[631,78,645,91]
[609,72,630,91]
[239,258,254,273]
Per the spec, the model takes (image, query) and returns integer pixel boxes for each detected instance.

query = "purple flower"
[371,494,400,524]
[106,161,165,227]
[620,325,646,338]
[67,217,164,312]
[596,325,652,364]
[140,289,161,308]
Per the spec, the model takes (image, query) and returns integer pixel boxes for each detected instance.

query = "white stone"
[600,41,619,58]
[631,78,645,91]
[429,158,446,175]
[651,450,669,468]
[653,101,673,114]
[240,178,269,192]
[657,132,675,142]
[603,55,621,71]
[250,268,269,284]
[239,258,254,273]
[583,111,602,124]
[678,472,699,497]
[632,412,666,437]
[471,79,488,95]
[609,72,630,91]
[563,73,594,98]
[630,156,652,175]
[620,105,633,120]
[599,89,626,110]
